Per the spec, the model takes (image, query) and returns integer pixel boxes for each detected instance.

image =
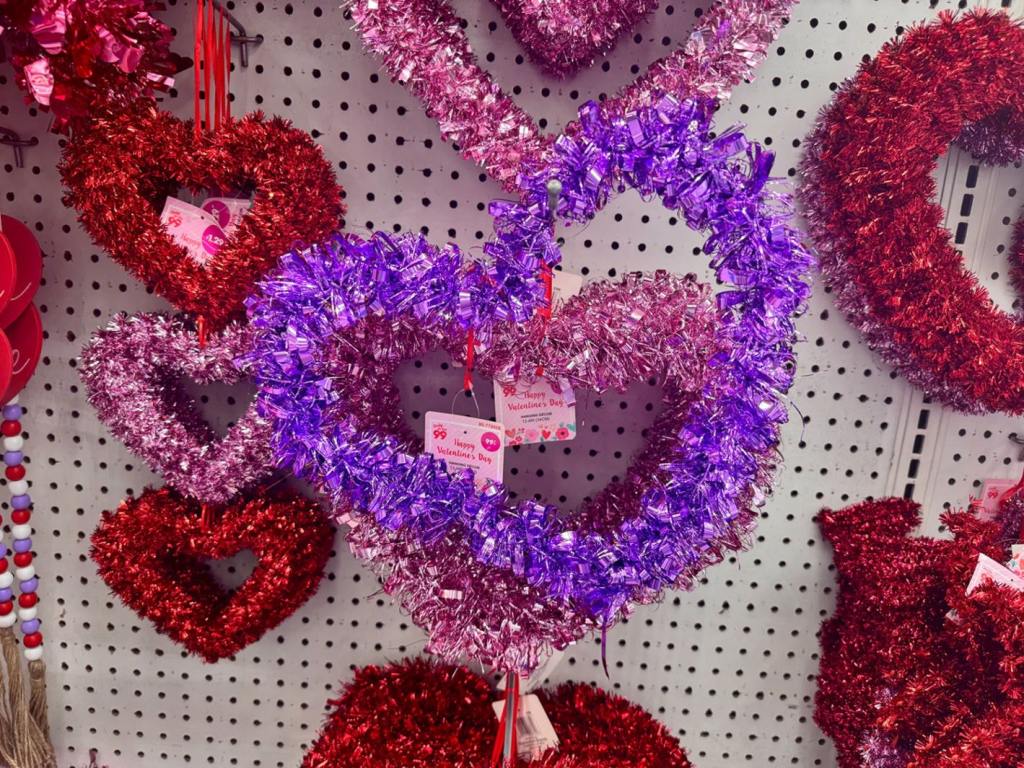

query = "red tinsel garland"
[60,101,345,331]
[90,487,335,662]
[815,495,1024,768]
[800,10,1024,414]
[301,657,692,768]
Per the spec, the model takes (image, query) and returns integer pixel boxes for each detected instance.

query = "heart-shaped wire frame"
[246,95,812,672]
[351,0,795,190]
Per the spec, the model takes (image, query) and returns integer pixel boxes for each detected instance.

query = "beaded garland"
[0,399,43,661]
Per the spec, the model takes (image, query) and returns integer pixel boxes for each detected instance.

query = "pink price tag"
[424,412,504,489]
[160,197,227,267]
[976,477,1020,520]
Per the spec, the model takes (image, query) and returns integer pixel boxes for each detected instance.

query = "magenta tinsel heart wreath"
[79,313,273,504]
[351,0,795,190]
[488,0,659,78]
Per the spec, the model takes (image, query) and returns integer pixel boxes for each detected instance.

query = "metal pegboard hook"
[1009,431,1024,461]
[0,127,38,168]
[210,0,263,68]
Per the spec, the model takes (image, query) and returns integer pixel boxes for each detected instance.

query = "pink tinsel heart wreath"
[79,313,273,505]
[350,0,795,190]
[488,0,659,78]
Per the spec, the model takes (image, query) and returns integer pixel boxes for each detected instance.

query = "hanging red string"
[193,0,203,136]
[463,328,475,393]
[489,673,520,768]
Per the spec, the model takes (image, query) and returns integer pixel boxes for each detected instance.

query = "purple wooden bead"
[0,589,11,602]
[13,539,31,553]
[3,451,22,466]
[2,405,20,421]
[20,618,39,635]
[19,577,38,593]
[0,542,6,559]
[11,495,30,510]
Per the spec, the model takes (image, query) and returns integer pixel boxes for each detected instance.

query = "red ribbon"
[490,673,520,768]
[464,328,475,393]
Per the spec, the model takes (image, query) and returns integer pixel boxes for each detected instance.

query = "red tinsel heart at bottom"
[91,487,335,662]
[301,657,692,768]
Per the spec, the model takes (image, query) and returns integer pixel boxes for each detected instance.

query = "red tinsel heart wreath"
[60,101,345,331]
[301,657,692,768]
[90,487,335,662]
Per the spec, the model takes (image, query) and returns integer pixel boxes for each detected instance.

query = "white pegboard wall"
[1,0,1022,766]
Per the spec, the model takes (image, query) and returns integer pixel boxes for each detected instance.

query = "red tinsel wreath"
[90,486,335,662]
[815,496,1016,768]
[800,10,1024,414]
[301,657,692,768]
[60,101,345,331]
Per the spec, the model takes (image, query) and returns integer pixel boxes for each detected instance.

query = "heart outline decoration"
[90,487,335,663]
[351,0,795,189]
[247,96,811,670]
[60,101,346,330]
[79,312,273,504]
[487,0,660,78]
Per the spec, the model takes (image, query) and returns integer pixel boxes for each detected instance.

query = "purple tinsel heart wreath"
[245,95,812,672]
[80,313,273,504]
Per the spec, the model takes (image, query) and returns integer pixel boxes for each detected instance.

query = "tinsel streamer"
[0,0,180,130]
[90,487,335,662]
[78,313,273,504]
[245,95,812,671]
[59,100,346,331]
[814,497,1008,768]
[350,0,796,190]
[800,10,1024,414]
[300,657,692,767]
[486,0,659,78]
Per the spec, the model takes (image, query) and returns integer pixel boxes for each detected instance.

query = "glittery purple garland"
[245,96,811,662]
[80,313,273,504]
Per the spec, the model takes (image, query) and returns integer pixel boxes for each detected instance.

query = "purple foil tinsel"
[245,95,812,671]
[80,313,274,505]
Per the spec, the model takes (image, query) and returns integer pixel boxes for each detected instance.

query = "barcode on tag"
[492,693,559,760]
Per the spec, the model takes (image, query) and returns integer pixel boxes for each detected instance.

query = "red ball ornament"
[11,510,30,525]
[5,465,26,482]
[12,553,31,568]
[0,559,8,574]
[801,10,1024,413]
[1,421,22,437]
[0,602,12,616]
[301,658,692,768]
[22,632,41,649]
[60,102,347,331]
[18,593,37,609]
[90,486,335,662]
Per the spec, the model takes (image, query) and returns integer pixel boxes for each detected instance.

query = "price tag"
[965,553,1024,596]
[424,412,504,489]
[975,477,1020,520]
[492,693,560,760]
[160,197,227,267]
[495,378,576,446]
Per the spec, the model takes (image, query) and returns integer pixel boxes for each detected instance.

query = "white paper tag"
[976,478,1019,520]
[965,553,1024,595]
[1008,545,1024,577]
[492,693,559,760]
[495,378,576,446]
[160,197,227,267]
[201,196,252,234]
[424,412,504,489]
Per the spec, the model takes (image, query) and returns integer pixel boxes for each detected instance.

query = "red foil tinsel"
[815,495,1024,768]
[90,486,335,662]
[59,101,346,331]
[301,657,692,768]
[800,10,1024,414]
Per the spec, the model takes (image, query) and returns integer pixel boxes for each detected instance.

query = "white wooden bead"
[0,612,15,629]
[0,572,11,589]
[10,523,31,540]
[24,646,42,662]
[14,565,34,582]
[17,606,37,621]
[8,480,27,496]
[3,436,24,451]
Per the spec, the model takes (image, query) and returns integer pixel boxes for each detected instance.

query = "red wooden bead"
[0,421,20,437]
[0,560,8,574]
[10,510,28,525]
[17,593,37,609]
[0,602,12,616]
[22,632,41,648]
[12,553,31,568]
[5,465,25,481]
